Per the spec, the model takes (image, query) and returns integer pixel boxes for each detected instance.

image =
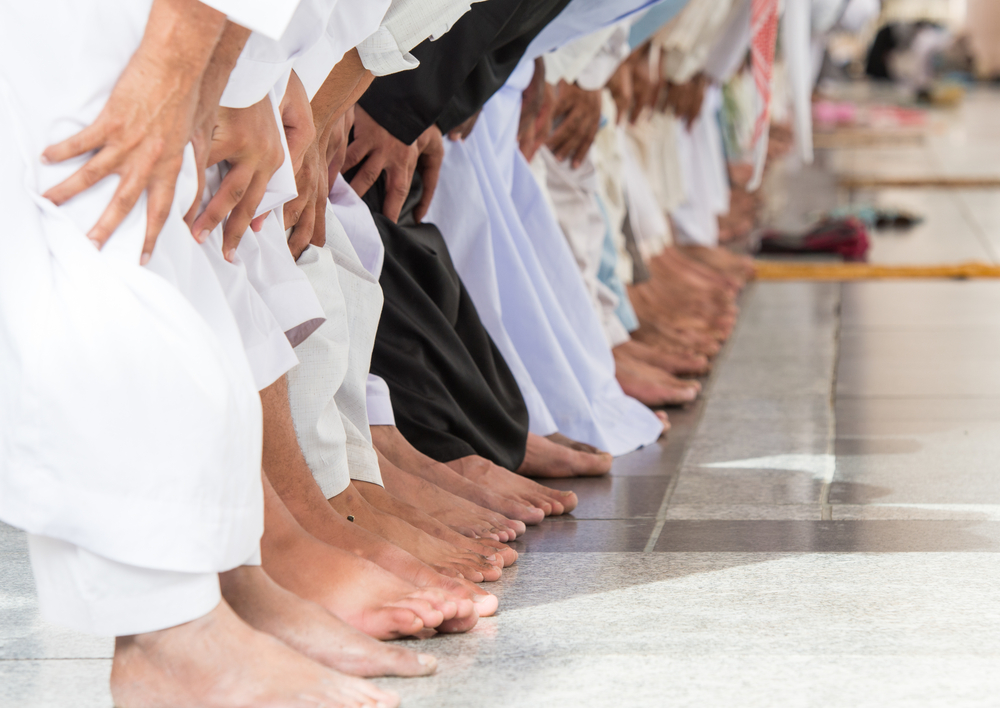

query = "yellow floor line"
[754,261,1000,281]
[837,176,1000,190]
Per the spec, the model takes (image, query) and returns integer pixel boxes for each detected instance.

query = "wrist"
[142,0,228,79]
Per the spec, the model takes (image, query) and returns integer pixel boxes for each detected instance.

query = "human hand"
[413,125,444,223]
[190,95,285,261]
[448,110,481,142]
[342,106,419,222]
[606,61,634,124]
[668,74,708,129]
[280,72,326,260]
[545,80,601,168]
[41,0,226,264]
[629,44,659,124]
[519,81,556,161]
[517,58,546,147]
[280,72,316,174]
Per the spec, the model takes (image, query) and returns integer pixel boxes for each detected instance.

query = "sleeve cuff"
[356,27,420,77]
[365,375,396,426]
[200,0,299,41]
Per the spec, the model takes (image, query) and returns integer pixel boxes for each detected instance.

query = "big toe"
[375,647,438,678]
[363,606,424,640]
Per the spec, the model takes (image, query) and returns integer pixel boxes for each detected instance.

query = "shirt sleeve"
[199,0,301,41]
[357,0,570,144]
[366,375,396,426]
[355,0,484,77]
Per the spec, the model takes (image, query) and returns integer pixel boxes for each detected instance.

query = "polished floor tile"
[0,550,112,662]
[0,523,26,555]
[652,520,1000,552]
[671,468,825,506]
[837,329,1000,397]
[0,661,112,708]
[541,475,671,520]
[841,281,1000,330]
[376,552,1000,707]
[836,396,1000,435]
[511,519,656,553]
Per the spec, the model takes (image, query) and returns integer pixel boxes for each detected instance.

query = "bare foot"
[261,476,460,639]
[615,338,710,377]
[678,244,755,286]
[365,463,519,568]
[516,432,612,478]
[110,601,399,708]
[447,455,578,515]
[376,449,523,543]
[220,565,436,678]
[614,348,700,407]
[372,425,549,525]
[329,482,502,583]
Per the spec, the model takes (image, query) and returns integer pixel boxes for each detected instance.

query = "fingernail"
[485,554,498,562]
[39,154,51,165]
[560,490,574,496]
[197,229,210,244]
[225,248,236,263]
[139,252,151,266]
[87,237,101,251]
[472,593,494,605]
[417,653,436,667]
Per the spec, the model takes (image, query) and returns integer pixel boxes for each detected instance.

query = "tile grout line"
[642,282,755,552]
[954,191,1000,265]
[818,282,843,521]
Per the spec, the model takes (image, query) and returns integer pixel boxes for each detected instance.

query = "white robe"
[427,80,662,456]
[423,0,668,455]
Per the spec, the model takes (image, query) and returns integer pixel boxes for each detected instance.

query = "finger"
[41,121,107,165]
[42,147,122,206]
[142,172,179,265]
[572,122,599,169]
[561,130,586,167]
[550,117,583,162]
[347,155,386,203]
[342,136,373,174]
[86,167,148,248]
[221,171,270,260]
[184,165,206,229]
[282,190,310,233]
[190,163,253,242]
[287,194,316,260]
[545,118,577,159]
[250,213,268,232]
[415,157,442,225]
[382,163,414,224]
[309,192,326,249]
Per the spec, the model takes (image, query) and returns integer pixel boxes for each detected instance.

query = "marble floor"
[7,91,1000,707]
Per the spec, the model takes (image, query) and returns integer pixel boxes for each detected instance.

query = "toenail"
[417,653,437,667]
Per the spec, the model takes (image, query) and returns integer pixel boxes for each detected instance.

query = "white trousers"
[286,200,385,498]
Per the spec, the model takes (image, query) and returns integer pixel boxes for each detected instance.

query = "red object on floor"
[757,218,871,261]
